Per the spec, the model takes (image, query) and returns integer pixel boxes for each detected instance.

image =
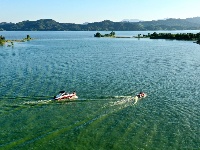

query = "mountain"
[121,19,142,22]
[1,17,200,31]
[186,17,200,24]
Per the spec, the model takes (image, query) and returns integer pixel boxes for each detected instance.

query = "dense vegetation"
[1,17,200,31]
[145,32,200,41]
[0,35,5,45]
[94,31,115,37]
[94,31,200,45]
[0,35,33,46]
[136,32,200,45]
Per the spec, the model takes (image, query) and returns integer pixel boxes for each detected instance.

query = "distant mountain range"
[1,17,200,31]
[121,19,143,22]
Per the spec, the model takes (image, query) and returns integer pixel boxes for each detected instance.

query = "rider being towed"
[137,92,145,98]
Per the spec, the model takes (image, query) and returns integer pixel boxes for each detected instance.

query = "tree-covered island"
[142,32,200,44]
[135,32,200,45]
[0,35,33,46]
[94,31,200,45]
[94,31,131,38]
[94,31,116,37]
[147,32,200,40]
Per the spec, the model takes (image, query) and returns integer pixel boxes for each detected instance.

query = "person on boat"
[67,91,76,98]
[72,91,76,96]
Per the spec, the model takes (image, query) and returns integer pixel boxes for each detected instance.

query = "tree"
[0,35,5,45]
[94,32,102,37]
[110,31,115,36]
[197,38,200,44]
[27,35,30,39]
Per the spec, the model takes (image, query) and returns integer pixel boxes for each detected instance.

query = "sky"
[1,0,200,24]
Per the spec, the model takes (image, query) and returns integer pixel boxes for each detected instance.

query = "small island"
[94,31,132,38]
[0,35,33,46]
[94,31,200,45]
[94,31,116,37]
[136,32,200,45]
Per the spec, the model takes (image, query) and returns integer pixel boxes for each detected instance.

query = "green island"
[0,35,33,46]
[94,31,116,37]
[94,31,131,38]
[140,32,200,44]
[141,32,200,40]
[94,31,200,45]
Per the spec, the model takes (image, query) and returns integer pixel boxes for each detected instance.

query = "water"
[0,31,200,149]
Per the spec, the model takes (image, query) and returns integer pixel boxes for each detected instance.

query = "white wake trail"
[109,96,138,107]
[23,99,53,105]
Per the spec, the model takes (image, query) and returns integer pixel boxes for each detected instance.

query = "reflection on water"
[0,31,200,149]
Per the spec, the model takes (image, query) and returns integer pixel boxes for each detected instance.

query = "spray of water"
[23,99,53,105]
[109,96,138,107]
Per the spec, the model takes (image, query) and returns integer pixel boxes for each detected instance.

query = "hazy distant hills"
[121,19,143,22]
[1,17,200,31]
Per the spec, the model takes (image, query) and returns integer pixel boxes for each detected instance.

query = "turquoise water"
[0,31,200,149]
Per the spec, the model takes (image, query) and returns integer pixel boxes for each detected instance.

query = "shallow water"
[0,31,200,149]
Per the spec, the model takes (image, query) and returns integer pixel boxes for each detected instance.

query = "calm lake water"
[0,31,200,149]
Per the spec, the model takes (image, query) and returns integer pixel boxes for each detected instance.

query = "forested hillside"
[1,17,200,31]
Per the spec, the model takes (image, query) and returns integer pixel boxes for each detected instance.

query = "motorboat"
[54,91,78,100]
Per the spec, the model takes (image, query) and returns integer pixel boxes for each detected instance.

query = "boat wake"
[110,96,138,107]
[23,99,53,105]
[101,95,138,109]
[103,93,147,109]
[113,96,132,99]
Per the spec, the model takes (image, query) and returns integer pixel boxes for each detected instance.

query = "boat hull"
[54,93,78,100]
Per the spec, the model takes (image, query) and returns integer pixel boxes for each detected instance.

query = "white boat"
[54,91,78,100]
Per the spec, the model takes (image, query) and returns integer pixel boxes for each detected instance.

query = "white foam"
[23,99,53,105]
